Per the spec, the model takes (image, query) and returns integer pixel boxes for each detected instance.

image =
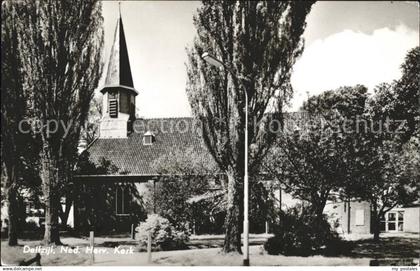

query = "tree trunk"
[5,165,19,246]
[59,206,68,227]
[310,202,326,220]
[373,221,380,242]
[40,148,61,245]
[371,203,381,242]
[223,168,243,253]
[7,187,19,246]
[309,194,328,220]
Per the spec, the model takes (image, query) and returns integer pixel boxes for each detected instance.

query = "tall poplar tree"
[15,0,104,244]
[1,1,28,246]
[186,1,314,252]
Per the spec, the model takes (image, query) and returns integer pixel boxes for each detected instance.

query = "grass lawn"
[149,246,371,266]
[347,236,420,258]
[1,233,418,266]
[139,235,420,266]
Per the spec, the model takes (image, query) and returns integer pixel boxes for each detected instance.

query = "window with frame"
[388,212,396,231]
[355,209,365,226]
[143,135,152,145]
[381,211,404,232]
[115,185,130,215]
[398,211,404,231]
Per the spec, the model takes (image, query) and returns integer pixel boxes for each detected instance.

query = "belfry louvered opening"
[109,98,118,118]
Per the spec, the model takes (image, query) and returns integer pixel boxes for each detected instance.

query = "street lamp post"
[202,52,249,266]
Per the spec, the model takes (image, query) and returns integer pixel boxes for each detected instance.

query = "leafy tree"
[361,138,419,241]
[1,1,41,245]
[266,60,419,242]
[265,86,370,219]
[14,0,104,244]
[271,47,419,242]
[385,47,419,140]
[1,1,26,246]
[151,147,219,231]
[186,0,314,252]
[355,47,420,241]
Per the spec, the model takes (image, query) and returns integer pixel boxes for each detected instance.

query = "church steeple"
[99,7,138,139]
[101,11,138,95]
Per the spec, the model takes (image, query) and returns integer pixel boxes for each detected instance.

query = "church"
[72,14,419,236]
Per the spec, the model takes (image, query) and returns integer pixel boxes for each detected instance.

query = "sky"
[100,1,419,117]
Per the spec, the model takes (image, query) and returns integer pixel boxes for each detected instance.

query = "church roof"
[76,112,311,179]
[78,117,216,177]
[101,16,138,95]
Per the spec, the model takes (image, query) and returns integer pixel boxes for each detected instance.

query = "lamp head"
[201,52,224,68]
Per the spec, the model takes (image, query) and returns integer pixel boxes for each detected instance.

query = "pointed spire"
[101,6,138,95]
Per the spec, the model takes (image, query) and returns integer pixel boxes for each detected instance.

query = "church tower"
[99,12,138,139]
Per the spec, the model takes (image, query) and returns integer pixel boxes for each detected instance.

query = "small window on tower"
[143,131,155,145]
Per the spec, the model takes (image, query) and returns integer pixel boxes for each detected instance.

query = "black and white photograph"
[1,0,419,270]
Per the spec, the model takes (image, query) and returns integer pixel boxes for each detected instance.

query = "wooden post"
[265,221,269,234]
[131,224,135,240]
[147,231,152,263]
[90,231,95,263]
[279,187,282,210]
[153,180,156,213]
[347,199,351,234]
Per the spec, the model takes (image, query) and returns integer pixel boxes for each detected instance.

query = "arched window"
[115,185,130,215]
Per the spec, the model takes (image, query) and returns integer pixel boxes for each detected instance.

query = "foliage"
[151,147,219,231]
[368,47,419,143]
[188,194,227,234]
[266,47,419,241]
[186,0,315,252]
[264,205,346,256]
[82,94,103,145]
[1,0,43,245]
[152,147,276,234]
[136,214,189,251]
[249,181,276,233]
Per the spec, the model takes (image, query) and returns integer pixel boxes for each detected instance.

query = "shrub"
[23,219,41,231]
[264,205,346,256]
[136,214,190,251]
